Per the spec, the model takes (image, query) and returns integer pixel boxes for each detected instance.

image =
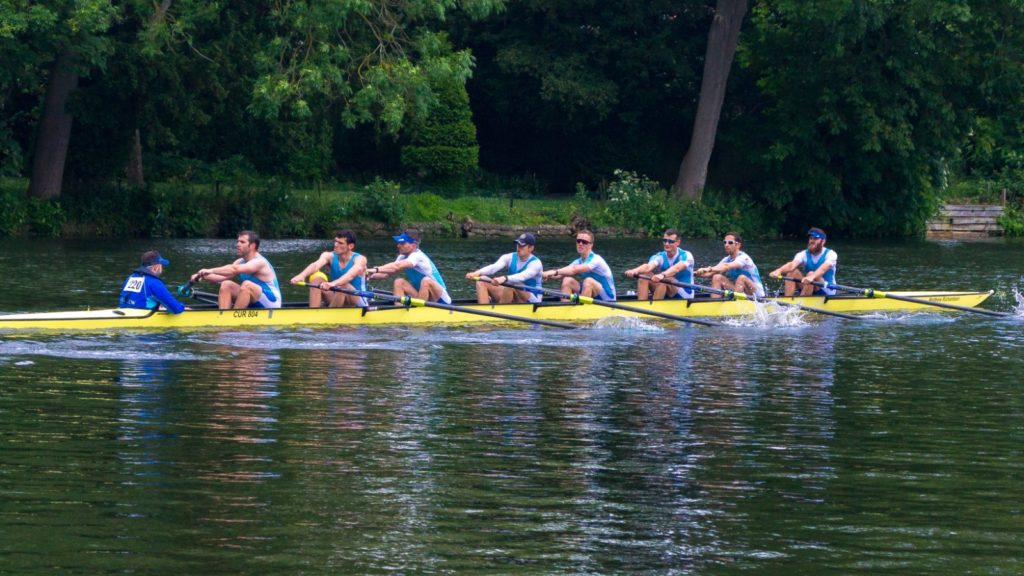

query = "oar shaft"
[644,274,862,320]
[510,281,720,327]
[783,277,1009,317]
[350,286,577,329]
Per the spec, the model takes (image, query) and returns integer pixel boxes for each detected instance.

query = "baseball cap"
[807,227,827,240]
[392,230,420,244]
[514,232,536,246]
[141,250,169,267]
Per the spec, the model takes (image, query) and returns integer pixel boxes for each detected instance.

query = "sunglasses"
[723,240,737,245]
[575,239,592,245]
[661,238,678,244]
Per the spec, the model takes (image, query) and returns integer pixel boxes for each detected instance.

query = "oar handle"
[638,274,748,301]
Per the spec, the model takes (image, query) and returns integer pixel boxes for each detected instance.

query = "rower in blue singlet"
[290,229,369,307]
[190,230,282,309]
[769,227,838,296]
[624,228,696,300]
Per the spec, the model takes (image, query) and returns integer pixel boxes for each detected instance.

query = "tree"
[673,0,747,201]
[452,1,712,189]
[401,77,480,180]
[0,0,117,199]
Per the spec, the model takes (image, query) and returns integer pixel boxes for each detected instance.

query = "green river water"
[1,236,1022,574]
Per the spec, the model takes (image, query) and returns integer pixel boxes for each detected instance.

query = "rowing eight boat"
[0,290,995,331]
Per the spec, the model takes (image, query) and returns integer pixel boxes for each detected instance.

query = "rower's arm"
[291,252,332,284]
[769,260,799,278]
[625,262,657,278]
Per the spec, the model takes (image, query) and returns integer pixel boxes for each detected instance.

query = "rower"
[624,228,695,300]
[190,230,282,309]
[367,228,452,304]
[119,250,186,313]
[289,229,368,307]
[466,232,544,304]
[768,227,838,296]
[542,229,616,301]
[695,232,765,298]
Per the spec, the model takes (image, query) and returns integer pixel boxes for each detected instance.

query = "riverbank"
[0,176,721,240]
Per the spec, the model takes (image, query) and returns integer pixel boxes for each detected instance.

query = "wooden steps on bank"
[926,204,1004,238]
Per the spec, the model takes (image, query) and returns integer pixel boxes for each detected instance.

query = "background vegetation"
[2,1,1024,238]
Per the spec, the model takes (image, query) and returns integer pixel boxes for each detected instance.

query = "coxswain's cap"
[807,227,827,240]
[514,232,536,246]
[141,250,169,267]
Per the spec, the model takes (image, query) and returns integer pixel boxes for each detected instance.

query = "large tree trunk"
[673,0,748,201]
[27,50,79,200]
[125,129,145,187]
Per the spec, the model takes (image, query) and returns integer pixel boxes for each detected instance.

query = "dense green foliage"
[401,78,480,179]
[3,1,1024,238]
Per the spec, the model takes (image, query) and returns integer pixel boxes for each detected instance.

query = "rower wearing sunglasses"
[768,227,838,296]
[624,228,695,300]
[542,229,616,301]
[695,232,765,298]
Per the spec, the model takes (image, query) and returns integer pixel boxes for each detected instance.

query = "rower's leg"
[308,278,324,307]
[581,278,604,299]
[636,278,651,300]
[651,282,670,300]
[560,278,581,301]
[234,281,261,309]
[219,281,241,309]
[783,270,803,297]
[709,274,732,298]
[418,277,445,302]
[393,278,416,301]
[734,276,757,297]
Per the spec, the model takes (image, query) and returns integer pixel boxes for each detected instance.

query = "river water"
[1,236,1022,574]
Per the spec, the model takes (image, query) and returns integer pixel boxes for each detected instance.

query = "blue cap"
[807,228,827,240]
[514,232,536,246]
[392,232,418,244]
[141,250,169,267]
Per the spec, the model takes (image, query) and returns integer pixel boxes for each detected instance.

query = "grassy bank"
[1,172,781,239]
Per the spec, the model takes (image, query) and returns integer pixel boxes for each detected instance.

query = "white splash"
[1012,286,1024,316]
[723,300,808,328]
[592,315,665,332]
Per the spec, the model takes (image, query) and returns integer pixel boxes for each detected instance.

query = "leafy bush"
[998,204,1024,237]
[604,169,672,235]
[27,199,66,237]
[401,80,480,180]
[0,190,27,236]
[357,178,405,227]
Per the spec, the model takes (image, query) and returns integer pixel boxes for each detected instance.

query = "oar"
[642,274,865,321]
[297,282,578,329]
[499,278,720,327]
[783,277,1011,318]
[175,281,219,305]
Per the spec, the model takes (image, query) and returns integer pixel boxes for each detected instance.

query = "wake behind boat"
[0,290,995,332]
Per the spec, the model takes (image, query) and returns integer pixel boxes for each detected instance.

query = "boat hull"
[0,291,996,331]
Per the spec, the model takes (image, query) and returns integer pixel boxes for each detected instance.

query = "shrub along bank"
[18,171,1021,239]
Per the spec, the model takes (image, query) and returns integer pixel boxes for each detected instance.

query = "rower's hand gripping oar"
[641,274,865,321]
[782,277,1009,318]
[298,282,578,329]
[175,280,219,305]
[497,277,720,327]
